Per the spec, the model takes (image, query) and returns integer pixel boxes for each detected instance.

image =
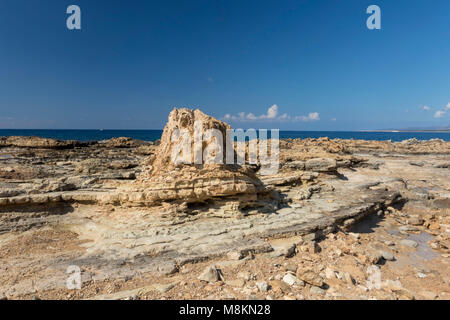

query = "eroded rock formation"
[1,110,450,299]
[132,108,274,212]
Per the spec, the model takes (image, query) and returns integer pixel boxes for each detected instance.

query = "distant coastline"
[362,130,450,133]
[1,129,450,142]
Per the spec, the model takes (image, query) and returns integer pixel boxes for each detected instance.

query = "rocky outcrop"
[2,112,450,299]
[0,136,91,149]
[147,108,232,175]
[133,108,274,212]
[100,137,149,148]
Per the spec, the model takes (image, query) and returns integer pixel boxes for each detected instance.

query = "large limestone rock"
[132,108,274,211]
[148,108,231,174]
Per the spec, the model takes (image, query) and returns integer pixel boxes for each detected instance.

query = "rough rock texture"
[0,136,90,149]
[131,108,273,211]
[148,108,231,174]
[0,109,449,300]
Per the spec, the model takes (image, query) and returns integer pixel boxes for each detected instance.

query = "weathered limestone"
[132,108,274,211]
[1,109,450,298]
[0,136,90,149]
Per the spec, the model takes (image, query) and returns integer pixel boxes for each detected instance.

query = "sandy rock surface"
[0,109,449,300]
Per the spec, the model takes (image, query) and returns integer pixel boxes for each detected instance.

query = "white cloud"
[433,102,450,118]
[294,112,320,122]
[223,105,320,123]
[421,105,430,111]
[434,110,445,118]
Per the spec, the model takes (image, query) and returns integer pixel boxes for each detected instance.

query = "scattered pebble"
[256,281,270,292]
[400,239,419,248]
[282,273,298,286]
[381,251,395,261]
[310,286,326,295]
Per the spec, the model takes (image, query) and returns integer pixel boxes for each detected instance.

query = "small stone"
[417,272,427,279]
[399,226,419,234]
[271,243,296,257]
[282,273,299,286]
[237,271,251,281]
[284,263,298,272]
[325,267,336,279]
[381,251,395,261]
[428,223,440,230]
[430,241,440,249]
[400,239,419,248]
[310,286,326,295]
[0,294,7,301]
[408,217,424,226]
[198,265,223,283]
[367,251,384,264]
[225,279,246,287]
[300,241,322,253]
[227,250,243,260]
[296,267,324,287]
[341,272,355,285]
[269,280,291,293]
[256,281,270,292]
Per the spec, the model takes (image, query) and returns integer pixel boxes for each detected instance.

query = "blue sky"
[0,0,449,130]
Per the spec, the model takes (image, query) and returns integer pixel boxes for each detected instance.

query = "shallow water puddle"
[407,232,437,262]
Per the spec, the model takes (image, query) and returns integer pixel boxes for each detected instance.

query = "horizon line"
[1,128,450,133]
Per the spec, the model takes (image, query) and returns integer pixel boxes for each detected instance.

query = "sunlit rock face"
[131,108,274,212]
[148,108,231,175]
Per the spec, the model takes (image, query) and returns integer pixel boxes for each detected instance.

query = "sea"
[0,129,449,142]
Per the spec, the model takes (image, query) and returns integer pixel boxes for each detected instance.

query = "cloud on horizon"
[224,105,320,123]
[434,102,450,118]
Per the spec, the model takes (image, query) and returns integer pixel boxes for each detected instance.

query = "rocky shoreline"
[0,109,449,300]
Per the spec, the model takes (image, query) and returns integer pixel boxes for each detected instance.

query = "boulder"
[131,108,274,211]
